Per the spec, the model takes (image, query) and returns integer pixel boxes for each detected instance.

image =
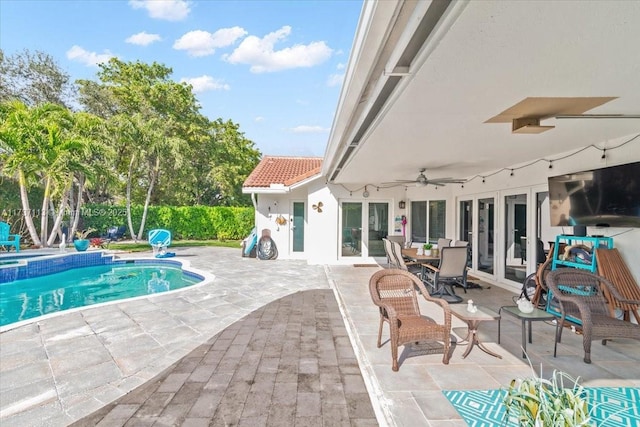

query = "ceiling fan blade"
[381,180,417,184]
[429,178,467,184]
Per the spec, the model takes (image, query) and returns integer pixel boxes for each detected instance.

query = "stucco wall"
[250,135,640,285]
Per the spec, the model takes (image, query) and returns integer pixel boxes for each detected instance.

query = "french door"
[340,201,389,258]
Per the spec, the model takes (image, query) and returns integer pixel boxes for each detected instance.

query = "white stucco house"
[243,0,640,294]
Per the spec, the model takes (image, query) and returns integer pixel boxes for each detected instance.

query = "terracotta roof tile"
[243,156,323,188]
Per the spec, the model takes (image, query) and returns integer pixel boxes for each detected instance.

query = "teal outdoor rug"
[443,387,640,426]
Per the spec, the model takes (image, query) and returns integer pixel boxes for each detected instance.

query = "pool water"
[0,263,201,326]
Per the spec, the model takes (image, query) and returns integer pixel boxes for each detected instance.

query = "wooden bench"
[595,248,640,323]
[0,221,21,252]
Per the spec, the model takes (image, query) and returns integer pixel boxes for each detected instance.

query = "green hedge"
[81,204,254,240]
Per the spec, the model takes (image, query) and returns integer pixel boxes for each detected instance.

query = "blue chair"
[0,222,20,252]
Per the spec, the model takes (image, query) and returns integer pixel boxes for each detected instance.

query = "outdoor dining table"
[401,247,440,263]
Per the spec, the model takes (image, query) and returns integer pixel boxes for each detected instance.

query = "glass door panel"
[292,202,304,252]
[477,197,495,275]
[503,193,527,283]
[342,202,362,257]
[459,200,473,267]
[367,203,388,257]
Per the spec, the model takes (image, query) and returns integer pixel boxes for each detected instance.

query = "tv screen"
[548,161,640,228]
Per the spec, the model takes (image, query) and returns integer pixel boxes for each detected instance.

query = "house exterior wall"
[251,136,640,285]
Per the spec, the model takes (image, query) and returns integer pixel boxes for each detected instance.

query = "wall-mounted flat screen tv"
[548,161,640,228]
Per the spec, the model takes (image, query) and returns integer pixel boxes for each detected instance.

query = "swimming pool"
[0,253,205,327]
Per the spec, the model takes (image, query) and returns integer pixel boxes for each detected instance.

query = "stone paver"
[70,290,375,426]
[2,247,639,427]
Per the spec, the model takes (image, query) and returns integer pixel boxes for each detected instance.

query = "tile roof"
[243,156,323,188]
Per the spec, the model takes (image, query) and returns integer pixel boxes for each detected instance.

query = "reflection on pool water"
[0,262,202,327]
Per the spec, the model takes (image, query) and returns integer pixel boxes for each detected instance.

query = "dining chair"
[422,246,468,303]
[437,238,452,249]
[389,240,422,276]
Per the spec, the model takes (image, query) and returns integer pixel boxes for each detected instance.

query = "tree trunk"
[126,154,137,242]
[70,175,85,241]
[40,175,52,246]
[19,169,42,247]
[46,189,69,247]
[137,156,159,240]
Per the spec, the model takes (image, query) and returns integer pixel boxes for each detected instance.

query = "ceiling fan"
[388,168,466,187]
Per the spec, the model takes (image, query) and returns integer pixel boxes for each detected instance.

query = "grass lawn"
[107,239,241,252]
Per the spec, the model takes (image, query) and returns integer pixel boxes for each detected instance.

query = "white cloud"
[181,75,230,93]
[255,116,265,122]
[126,31,162,46]
[129,0,190,21]
[66,45,114,67]
[225,26,332,73]
[174,27,247,57]
[336,62,345,70]
[326,73,344,87]
[290,125,329,134]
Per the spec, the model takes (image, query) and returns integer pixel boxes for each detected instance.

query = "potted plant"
[73,228,96,252]
[423,243,433,256]
[503,369,592,426]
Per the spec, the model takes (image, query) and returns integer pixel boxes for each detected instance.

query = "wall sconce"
[399,200,406,209]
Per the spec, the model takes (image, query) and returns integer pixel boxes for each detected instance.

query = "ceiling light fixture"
[363,186,370,198]
[512,117,555,134]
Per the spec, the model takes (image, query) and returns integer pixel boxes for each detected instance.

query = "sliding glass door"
[477,197,495,275]
[503,192,528,283]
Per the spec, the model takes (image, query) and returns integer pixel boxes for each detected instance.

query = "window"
[411,200,446,244]
[429,200,446,244]
[411,201,427,243]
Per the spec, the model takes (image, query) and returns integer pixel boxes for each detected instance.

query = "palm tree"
[0,101,50,246]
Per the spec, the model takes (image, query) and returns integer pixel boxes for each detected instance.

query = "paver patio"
[1,247,638,426]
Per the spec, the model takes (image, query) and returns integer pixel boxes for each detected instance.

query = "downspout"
[250,192,258,210]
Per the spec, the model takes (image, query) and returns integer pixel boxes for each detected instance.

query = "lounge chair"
[0,222,20,252]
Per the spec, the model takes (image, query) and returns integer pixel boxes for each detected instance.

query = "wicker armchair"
[546,269,640,364]
[369,269,451,371]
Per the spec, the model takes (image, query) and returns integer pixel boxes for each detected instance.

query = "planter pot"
[424,249,432,256]
[74,239,90,252]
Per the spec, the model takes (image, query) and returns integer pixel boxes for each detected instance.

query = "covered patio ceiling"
[323,0,640,186]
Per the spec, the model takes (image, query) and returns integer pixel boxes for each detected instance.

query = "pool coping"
[0,253,215,333]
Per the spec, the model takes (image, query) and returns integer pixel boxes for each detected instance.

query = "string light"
[460,133,637,185]
[336,133,638,191]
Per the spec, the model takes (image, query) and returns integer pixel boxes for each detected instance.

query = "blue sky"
[0,0,363,157]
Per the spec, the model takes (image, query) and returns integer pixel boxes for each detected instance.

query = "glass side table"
[498,306,556,358]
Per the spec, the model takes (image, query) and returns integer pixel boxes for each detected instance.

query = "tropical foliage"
[504,369,592,426]
[0,49,261,247]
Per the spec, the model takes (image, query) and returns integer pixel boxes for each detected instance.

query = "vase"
[74,239,90,252]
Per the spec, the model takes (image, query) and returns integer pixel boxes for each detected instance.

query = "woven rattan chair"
[546,269,640,364]
[369,269,451,371]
